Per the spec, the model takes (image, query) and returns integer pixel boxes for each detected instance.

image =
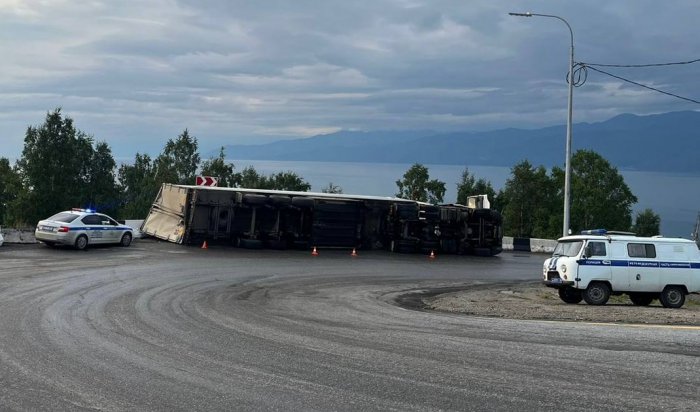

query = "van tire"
[583,282,610,305]
[659,286,685,309]
[629,292,654,306]
[558,287,582,304]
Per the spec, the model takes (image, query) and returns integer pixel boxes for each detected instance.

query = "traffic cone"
[351,248,358,257]
[311,246,319,256]
[429,250,436,259]
[201,240,208,249]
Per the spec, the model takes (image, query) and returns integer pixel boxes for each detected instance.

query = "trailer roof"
[171,184,423,204]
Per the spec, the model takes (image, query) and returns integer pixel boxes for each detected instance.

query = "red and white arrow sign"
[196,176,218,187]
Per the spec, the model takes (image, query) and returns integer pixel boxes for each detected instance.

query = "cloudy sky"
[1,0,698,158]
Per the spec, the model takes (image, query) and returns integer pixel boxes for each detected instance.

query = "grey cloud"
[1,0,699,158]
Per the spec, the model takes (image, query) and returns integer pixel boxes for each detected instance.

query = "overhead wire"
[566,58,700,104]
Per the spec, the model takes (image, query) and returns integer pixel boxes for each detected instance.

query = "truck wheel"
[629,292,654,306]
[74,235,88,251]
[390,239,415,253]
[659,286,685,309]
[291,197,315,208]
[242,194,267,206]
[238,238,263,249]
[558,287,582,304]
[582,282,610,305]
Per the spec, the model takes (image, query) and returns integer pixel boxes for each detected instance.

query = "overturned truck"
[141,184,503,256]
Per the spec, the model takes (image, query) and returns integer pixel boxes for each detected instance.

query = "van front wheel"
[558,287,582,304]
[659,286,685,309]
[583,282,611,305]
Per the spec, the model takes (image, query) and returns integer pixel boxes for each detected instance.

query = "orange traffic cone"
[311,246,319,256]
[201,240,208,249]
[429,250,436,259]
[351,248,358,257]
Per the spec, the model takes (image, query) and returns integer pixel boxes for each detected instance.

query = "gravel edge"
[416,281,700,326]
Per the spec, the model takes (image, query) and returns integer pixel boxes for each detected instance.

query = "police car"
[35,209,134,250]
[543,229,700,308]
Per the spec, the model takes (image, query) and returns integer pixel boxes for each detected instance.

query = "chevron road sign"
[195,176,218,187]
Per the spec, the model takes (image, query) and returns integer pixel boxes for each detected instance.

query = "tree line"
[0,109,660,237]
[0,109,311,226]
[394,155,660,238]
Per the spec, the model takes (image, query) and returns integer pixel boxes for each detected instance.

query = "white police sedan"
[35,209,134,250]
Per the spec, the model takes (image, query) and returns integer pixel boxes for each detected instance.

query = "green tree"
[322,182,343,194]
[0,158,21,225]
[632,208,661,236]
[84,141,119,216]
[200,147,239,187]
[235,166,310,191]
[554,150,638,233]
[155,129,200,185]
[501,160,557,238]
[237,166,265,189]
[12,109,95,224]
[456,167,497,208]
[267,171,311,191]
[118,153,158,219]
[395,163,446,204]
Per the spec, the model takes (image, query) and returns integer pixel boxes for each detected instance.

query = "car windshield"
[47,212,79,223]
[552,240,583,257]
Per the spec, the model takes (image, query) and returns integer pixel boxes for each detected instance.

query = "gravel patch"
[424,281,700,326]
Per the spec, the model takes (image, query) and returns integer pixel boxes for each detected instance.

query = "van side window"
[627,243,656,258]
[588,241,607,257]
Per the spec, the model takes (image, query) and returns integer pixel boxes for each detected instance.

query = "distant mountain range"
[223,111,700,173]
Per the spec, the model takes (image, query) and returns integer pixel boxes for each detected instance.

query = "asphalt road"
[0,240,698,411]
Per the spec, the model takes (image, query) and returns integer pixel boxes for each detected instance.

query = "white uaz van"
[543,229,700,308]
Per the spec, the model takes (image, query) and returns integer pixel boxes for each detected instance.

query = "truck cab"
[543,229,700,308]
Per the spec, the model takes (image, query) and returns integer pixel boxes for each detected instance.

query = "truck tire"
[266,239,287,250]
[291,197,315,208]
[558,287,582,304]
[238,238,263,249]
[582,282,611,305]
[629,292,654,306]
[390,239,416,253]
[395,203,418,220]
[242,194,267,206]
[269,195,291,207]
[659,286,685,308]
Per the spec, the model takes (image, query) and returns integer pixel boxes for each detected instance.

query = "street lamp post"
[509,12,574,237]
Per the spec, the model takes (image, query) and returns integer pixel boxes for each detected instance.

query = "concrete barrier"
[0,228,37,244]
[502,236,556,253]
[124,220,144,238]
[530,238,558,253]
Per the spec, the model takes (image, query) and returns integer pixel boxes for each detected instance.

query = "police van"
[543,229,700,308]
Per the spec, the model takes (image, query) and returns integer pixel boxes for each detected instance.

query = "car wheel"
[659,286,685,309]
[582,282,611,305]
[120,233,132,247]
[74,235,88,251]
[558,287,582,304]
[629,292,654,306]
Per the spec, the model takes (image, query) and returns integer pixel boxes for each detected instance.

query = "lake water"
[230,159,700,238]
